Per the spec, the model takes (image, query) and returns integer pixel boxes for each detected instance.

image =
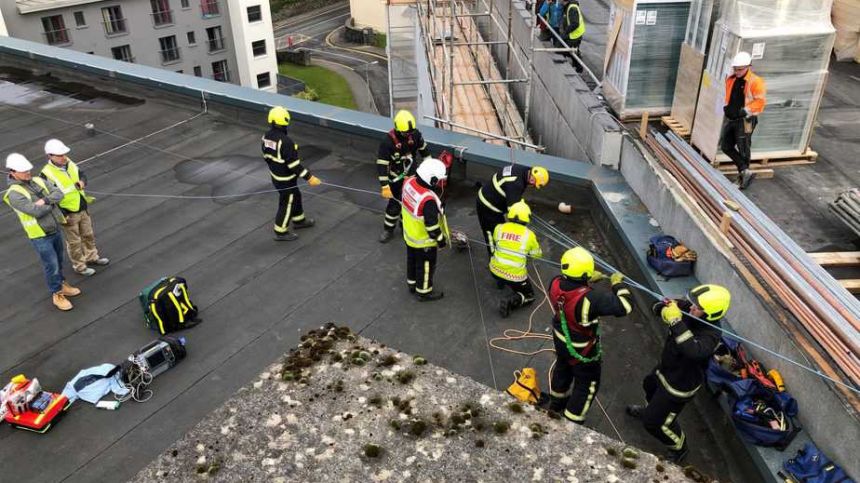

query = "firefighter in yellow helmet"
[489,200,542,317]
[540,247,634,424]
[261,106,322,241]
[377,110,432,243]
[476,165,548,258]
[401,158,448,301]
[627,284,730,463]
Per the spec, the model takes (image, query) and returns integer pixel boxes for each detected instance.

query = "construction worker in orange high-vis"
[721,51,766,190]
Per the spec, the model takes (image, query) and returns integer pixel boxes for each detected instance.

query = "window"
[180,0,190,8]
[193,66,202,77]
[42,15,70,45]
[187,31,196,45]
[247,5,262,22]
[206,26,225,52]
[101,6,127,36]
[150,0,173,27]
[251,39,266,57]
[201,0,220,18]
[73,11,86,27]
[212,60,229,82]
[111,44,134,62]
[159,35,181,63]
[256,72,271,89]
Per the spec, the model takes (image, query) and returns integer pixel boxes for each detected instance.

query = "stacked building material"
[832,0,860,62]
[604,0,692,119]
[830,189,860,237]
[690,0,835,162]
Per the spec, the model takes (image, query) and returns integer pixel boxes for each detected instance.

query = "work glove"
[308,176,322,187]
[589,270,606,283]
[742,107,751,119]
[661,301,683,326]
[381,185,393,199]
[610,272,625,286]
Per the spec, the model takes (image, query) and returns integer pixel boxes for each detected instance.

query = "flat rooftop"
[0,59,756,481]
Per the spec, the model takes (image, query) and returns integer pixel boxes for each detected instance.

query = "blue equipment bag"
[646,235,694,278]
[780,443,854,483]
[726,379,800,450]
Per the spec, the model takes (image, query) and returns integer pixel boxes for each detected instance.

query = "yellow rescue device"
[768,369,785,392]
[507,368,540,404]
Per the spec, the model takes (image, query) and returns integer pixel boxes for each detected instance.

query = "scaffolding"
[412,0,601,151]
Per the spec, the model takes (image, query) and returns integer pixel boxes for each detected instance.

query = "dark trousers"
[476,199,505,256]
[550,335,602,423]
[406,246,437,294]
[493,274,535,307]
[720,117,757,172]
[31,231,65,294]
[383,180,404,231]
[639,372,689,451]
[273,180,304,234]
[566,38,583,72]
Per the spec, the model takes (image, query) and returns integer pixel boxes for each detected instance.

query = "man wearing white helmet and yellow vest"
[401,157,448,301]
[41,139,110,277]
[4,153,81,311]
[627,284,730,463]
[489,200,542,317]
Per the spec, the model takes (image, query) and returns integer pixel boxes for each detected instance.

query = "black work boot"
[274,232,298,242]
[499,297,512,318]
[739,170,756,190]
[416,291,444,302]
[626,405,644,419]
[293,217,315,229]
[668,443,689,464]
[407,283,416,294]
[379,229,395,243]
[537,393,567,413]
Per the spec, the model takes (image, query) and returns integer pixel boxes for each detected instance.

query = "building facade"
[0,0,278,92]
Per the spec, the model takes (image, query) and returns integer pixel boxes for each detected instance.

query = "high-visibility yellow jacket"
[3,177,64,239]
[41,159,93,213]
[489,222,542,281]
[401,176,445,248]
[563,2,586,41]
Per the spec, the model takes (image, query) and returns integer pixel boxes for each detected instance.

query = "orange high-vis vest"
[724,70,766,116]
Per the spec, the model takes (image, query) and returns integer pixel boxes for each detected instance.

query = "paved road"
[274,2,391,116]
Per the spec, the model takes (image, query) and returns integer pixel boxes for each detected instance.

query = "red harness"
[550,277,598,363]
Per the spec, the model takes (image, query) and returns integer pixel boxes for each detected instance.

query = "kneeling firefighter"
[542,247,634,424]
[626,284,729,462]
[489,200,543,317]
[401,158,449,301]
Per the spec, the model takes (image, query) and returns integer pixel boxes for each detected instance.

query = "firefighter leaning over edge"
[401,158,448,302]
[626,284,730,463]
[262,106,322,242]
[489,200,543,318]
[476,164,549,257]
[378,110,431,243]
[539,247,634,424]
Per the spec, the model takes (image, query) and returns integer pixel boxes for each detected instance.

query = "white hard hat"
[416,158,448,187]
[731,51,752,68]
[44,138,70,156]
[6,153,34,172]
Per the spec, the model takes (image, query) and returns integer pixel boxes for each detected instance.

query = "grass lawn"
[278,63,358,110]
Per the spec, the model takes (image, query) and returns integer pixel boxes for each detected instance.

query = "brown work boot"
[53,293,73,311]
[60,281,81,297]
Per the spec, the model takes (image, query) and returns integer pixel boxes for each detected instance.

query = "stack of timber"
[830,189,860,238]
[832,0,860,62]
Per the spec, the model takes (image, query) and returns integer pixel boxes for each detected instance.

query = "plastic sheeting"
[670,0,720,130]
[604,0,692,119]
[690,0,835,161]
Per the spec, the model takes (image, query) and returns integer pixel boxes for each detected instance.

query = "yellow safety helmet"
[507,200,531,224]
[268,106,290,126]
[687,284,731,321]
[530,166,549,189]
[393,110,417,133]
[560,247,594,280]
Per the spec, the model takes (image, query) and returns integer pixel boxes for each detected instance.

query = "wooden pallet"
[807,251,860,294]
[713,150,818,170]
[661,116,691,138]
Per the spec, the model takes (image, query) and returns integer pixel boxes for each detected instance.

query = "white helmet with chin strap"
[416,158,447,187]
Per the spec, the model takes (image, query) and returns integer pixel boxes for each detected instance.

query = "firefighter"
[476,164,549,256]
[262,106,322,241]
[401,157,448,301]
[377,110,431,243]
[626,284,730,462]
[540,247,634,424]
[489,200,542,317]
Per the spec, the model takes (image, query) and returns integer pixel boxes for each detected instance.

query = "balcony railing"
[151,9,174,27]
[159,47,181,64]
[212,69,231,82]
[200,0,220,18]
[207,36,226,53]
[43,29,71,46]
[102,18,128,37]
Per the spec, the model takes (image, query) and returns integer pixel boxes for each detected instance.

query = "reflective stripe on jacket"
[489,222,542,281]
[401,176,443,248]
[724,70,766,116]
[3,177,56,239]
[41,159,91,212]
